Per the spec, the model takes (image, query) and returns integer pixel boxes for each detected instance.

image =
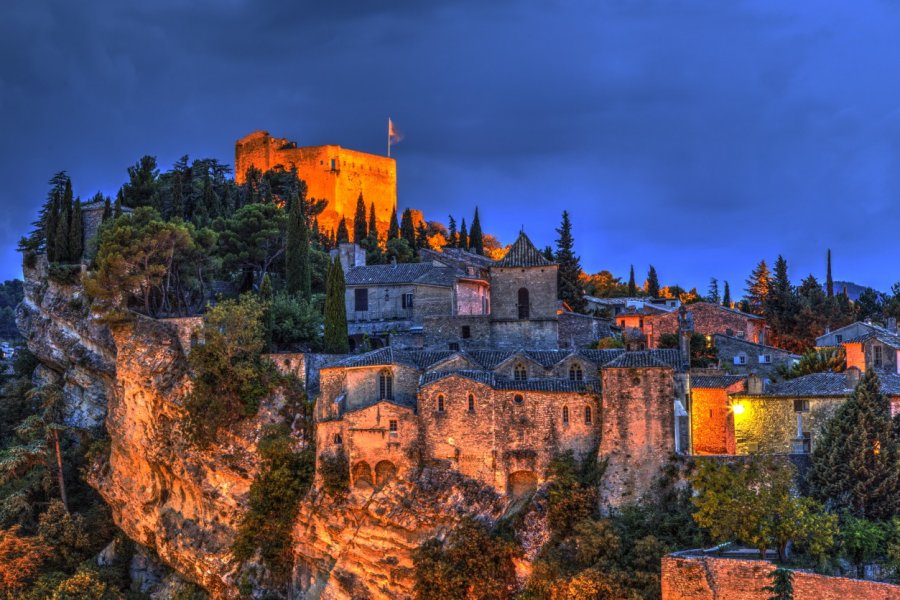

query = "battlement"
[235,131,397,237]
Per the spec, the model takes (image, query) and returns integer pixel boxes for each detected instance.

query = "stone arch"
[507,470,538,497]
[352,461,373,488]
[374,460,398,489]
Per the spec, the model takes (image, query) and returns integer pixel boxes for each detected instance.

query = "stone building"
[313,346,686,500]
[645,302,767,349]
[842,327,900,373]
[689,374,746,455]
[234,131,396,236]
[712,334,799,376]
[815,318,897,348]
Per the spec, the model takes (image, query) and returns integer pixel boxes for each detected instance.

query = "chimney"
[747,374,764,395]
[888,317,897,333]
[845,366,861,389]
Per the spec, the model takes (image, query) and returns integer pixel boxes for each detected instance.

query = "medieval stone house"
[712,334,799,376]
[645,302,767,349]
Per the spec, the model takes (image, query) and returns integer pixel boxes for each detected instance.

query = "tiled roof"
[344,263,458,287]
[691,374,746,389]
[736,370,900,398]
[329,348,454,369]
[844,330,900,349]
[421,370,600,393]
[711,334,800,357]
[604,351,674,369]
[494,231,553,268]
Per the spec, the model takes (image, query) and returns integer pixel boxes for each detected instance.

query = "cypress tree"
[323,258,349,353]
[826,249,834,298]
[387,207,400,240]
[415,222,428,250]
[286,199,311,299]
[628,265,637,296]
[368,202,378,238]
[102,197,112,222]
[113,192,123,218]
[336,218,350,244]
[808,370,900,520]
[400,208,416,248]
[469,207,484,255]
[555,210,586,313]
[353,193,367,243]
[646,265,660,297]
[69,198,83,261]
[43,173,68,261]
[447,216,458,248]
[722,281,731,307]
[53,179,74,263]
[459,218,468,250]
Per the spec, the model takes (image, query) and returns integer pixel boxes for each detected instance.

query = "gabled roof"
[604,351,673,369]
[344,263,459,287]
[494,231,554,268]
[733,370,900,398]
[329,348,454,370]
[691,374,746,389]
[420,370,600,393]
[844,330,900,350]
[711,334,800,357]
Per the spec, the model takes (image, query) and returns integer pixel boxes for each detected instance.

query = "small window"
[355,288,369,312]
[333,434,343,445]
[437,395,445,412]
[330,158,336,170]
[468,394,475,412]
[461,325,471,339]
[794,399,809,413]
[514,364,527,381]
[518,288,530,319]
[734,353,747,365]
[801,431,811,454]
[569,364,583,382]
[619,320,626,327]
[379,369,393,400]
[389,420,398,433]
[759,354,772,364]
[449,342,460,352]
[562,406,569,424]
[514,394,524,405]
[835,334,843,343]
[874,345,883,367]
[584,406,592,425]
[639,318,644,328]
[402,293,414,309]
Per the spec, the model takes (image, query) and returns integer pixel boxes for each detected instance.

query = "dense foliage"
[0,280,24,341]
[776,347,845,380]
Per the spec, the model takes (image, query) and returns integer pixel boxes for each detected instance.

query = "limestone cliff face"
[18,261,550,599]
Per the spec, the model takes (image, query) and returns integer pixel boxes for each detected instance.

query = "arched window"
[569,364,583,382]
[379,369,393,400]
[562,406,569,424]
[437,394,445,412]
[333,433,343,445]
[514,363,527,381]
[468,394,475,412]
[584,406,592,425]
[518,288,530,319]
[514,394,524,405]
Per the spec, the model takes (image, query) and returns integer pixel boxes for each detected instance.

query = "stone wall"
[158,317,203,356]
[422,314,492,351]
[455,279,490,315]
[558,312,615,348]
[661,554,900,599]
[729,394,842,454]
[341,401,417,489]
[345,283,452,323]
[712,334,796,376]
[600,366,676,506]
[649,303,766,348]
[691,385,740,455]
[490,265,558,321]
[490,319,559,349]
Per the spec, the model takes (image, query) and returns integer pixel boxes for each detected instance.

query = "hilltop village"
[3,132,900,599]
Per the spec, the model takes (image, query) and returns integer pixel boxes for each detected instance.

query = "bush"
[267,291,322,350]
[51,568,112,599]
[318,450,349,496]
[47,263,82,286]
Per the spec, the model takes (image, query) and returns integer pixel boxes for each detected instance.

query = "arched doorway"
[352,461,373,488]
[374,460,398,489]
[507,470,538,497]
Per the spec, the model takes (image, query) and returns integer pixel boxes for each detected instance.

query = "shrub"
[267,291,322,350]
[51,568,112,599]
[0,525,49,597]
[318,450,349,496]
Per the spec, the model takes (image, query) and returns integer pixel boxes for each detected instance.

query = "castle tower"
[234,131,397,237]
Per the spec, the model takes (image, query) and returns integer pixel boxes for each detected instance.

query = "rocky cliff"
[17,260,543,599]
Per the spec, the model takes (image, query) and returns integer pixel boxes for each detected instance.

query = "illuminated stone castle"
[235,130,397,236]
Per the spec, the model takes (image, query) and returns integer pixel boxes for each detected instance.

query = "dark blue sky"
[2,1,899,293]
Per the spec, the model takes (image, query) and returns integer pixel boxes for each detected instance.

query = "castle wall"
[600,366,675,506]
[661,554,900,600]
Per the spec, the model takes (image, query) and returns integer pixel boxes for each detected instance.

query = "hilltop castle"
[235,130,397,236]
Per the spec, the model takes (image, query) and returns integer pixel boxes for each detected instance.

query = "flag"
[388,118,403,145]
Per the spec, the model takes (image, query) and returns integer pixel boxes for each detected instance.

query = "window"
[639,318,644,329]
[389,420,398,434]
[355,288,369,312]
[379,369,393,400]
[562,406,569,424]
[835,334,843,344]
[402,293,414,309]
[514,394,524,405]
[333,434,343,445]
[569,364,583,382]
[874,345,883,367]
[759,354,772,364]
[468,394,475,412]
[734,353,747,365]
[437,395,445,412]
[449,342,460,352]
[514,363,527,381]
[330,158,336,170]
[620,320,626,327]
[518,288,530,319]
[801,432,811,454]
[461,325,471,339]
[794,399,809,413]
[584,406,592,425]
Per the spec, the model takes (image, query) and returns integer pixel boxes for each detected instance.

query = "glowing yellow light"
[731,403,745,415]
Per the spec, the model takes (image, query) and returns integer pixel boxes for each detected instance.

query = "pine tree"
[259,272,273,302]
[69,198,83,261]
[286,199,311,299]
[707,278,720,304]
[415,222,428,250]
[368,202,378,238]
[809,370,900,520]
[745,260,771,314]
[336,218,350,244]
[646,265,660,297]
[469,207,484,255]
[42,172,69,261]
[387,207,400,240]
[628,265,637,296]
[555,210,586,313]
[323,258,349,353]
[767,256,795,343]
[171,172,184,220]
[113,192,123,218]
[102,197,112,223]
[826,249,834,298]
[53,179,74,263]
[764,568,794,600]
[447,216,458,248]
[400,208,416,248]
[722,281,732,307]
[542,246,554,262]
[458,218,468,250]
[353,193,367,243]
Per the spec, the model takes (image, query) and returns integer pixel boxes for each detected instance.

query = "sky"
[2,0,900,293]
